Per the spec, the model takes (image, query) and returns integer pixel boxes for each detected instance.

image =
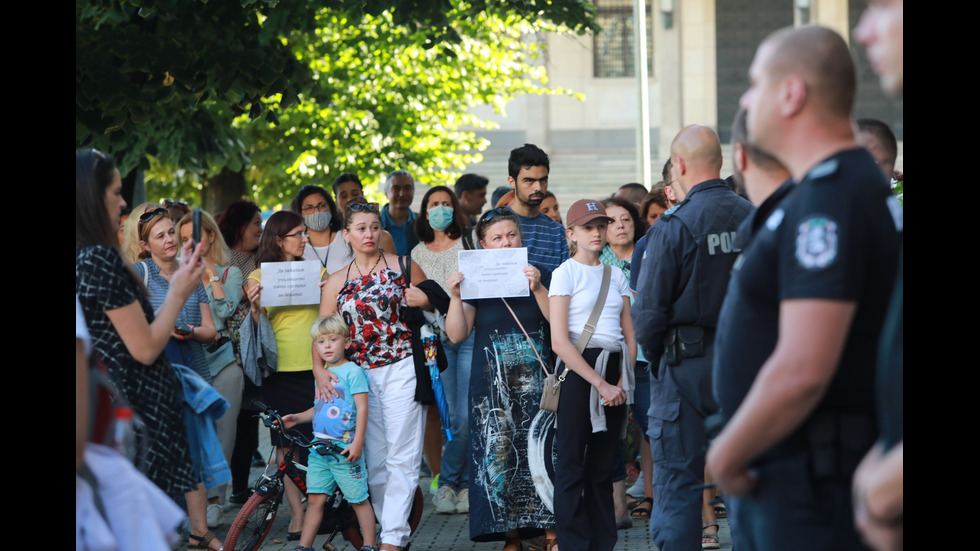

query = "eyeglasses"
[138,207,170,234]
[301,201,330,213]
[479,207,513,223]
[348,202,380,213]
[163,199,188,208]
[283,230,309,240]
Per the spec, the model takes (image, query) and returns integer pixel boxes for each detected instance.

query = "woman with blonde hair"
[549,199,636,551]
[121,202,163,263]
[134,206,217,381]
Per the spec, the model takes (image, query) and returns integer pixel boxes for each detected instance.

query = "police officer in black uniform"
[707,26,901,551]
[632,124,752,551]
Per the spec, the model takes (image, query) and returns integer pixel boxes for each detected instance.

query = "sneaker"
[429,473,440,495]
[455,488,469,514]
[206,503,223,528]
[626,472,645,499]
[433,485,458,514]
[359,546,380,551]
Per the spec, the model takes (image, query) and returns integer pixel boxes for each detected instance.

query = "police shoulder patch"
[765,208,785,231]
[807,158,839,181]
[795,216,839,270]
[661,203,682,221]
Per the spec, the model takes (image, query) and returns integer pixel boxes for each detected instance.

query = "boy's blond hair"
[310,313,350,340]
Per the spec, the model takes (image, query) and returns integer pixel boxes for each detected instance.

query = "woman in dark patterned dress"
[445,207,558,551]
[75,149,222,550]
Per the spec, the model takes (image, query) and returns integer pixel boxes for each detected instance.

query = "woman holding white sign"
[319,198,431,551]
[548,199,636,551]
[244,209,318,539]
[445,207,557,551]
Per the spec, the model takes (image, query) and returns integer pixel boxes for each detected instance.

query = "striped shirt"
[513,210,569,273]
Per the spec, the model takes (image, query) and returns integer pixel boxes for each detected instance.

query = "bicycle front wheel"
[224,491,280,551]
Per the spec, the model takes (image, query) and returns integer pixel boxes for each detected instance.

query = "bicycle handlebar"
[252,400,314,449]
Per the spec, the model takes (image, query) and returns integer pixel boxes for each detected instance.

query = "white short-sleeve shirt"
[549,258,630,342]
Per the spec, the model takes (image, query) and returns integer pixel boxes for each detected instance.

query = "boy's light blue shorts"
[306,445,369,504]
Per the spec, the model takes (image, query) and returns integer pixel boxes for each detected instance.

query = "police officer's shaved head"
[668,125,723,203]
[761,26,856,118]
[670,124,723,172]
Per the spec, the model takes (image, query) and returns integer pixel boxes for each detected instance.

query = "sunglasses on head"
[138,207,170,233]
[348,201,380,213]
[479,207,513,223]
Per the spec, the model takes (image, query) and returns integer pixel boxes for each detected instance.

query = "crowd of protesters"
[77,4,902,551]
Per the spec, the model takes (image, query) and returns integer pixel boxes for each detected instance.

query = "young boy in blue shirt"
[282,313,376,551]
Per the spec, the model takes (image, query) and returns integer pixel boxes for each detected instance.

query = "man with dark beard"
[505,143,568,272]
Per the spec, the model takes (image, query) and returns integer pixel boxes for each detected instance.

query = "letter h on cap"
[586,202,598,211]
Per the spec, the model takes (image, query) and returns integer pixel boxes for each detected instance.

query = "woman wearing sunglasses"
[445,207,558,551]
[319,198,432,551]
[244,210,320,540]
[75,150,223,550]
[133,206,218,382]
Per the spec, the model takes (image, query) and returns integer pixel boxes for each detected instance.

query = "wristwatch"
[210,275,221,282]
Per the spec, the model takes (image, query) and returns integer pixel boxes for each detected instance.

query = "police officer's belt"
[663,326,714,366]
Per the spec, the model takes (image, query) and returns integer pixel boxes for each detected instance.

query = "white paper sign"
[261,260,322,307]
[457,247,530,300]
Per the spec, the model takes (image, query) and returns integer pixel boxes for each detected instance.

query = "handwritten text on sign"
[261,260,322,307]
[457,247,530,300]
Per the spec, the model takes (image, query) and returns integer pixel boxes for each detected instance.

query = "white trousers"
[364,355,425,547]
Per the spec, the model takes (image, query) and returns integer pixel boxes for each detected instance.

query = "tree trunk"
[203,168,248,214]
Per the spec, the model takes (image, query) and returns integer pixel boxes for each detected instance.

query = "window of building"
[593,0,654,78]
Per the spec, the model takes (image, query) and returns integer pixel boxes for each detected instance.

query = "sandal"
[713,502,727,518]
[702,522,720,550]
[544,536,558,551]
[188,530,222,550]
[630,496,653,519]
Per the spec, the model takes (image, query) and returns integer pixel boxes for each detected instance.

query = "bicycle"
[224,401,424,551]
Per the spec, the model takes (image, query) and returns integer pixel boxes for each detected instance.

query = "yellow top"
[248,266,324,373]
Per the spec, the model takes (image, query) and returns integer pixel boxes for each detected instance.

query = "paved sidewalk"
[201,431,732,551]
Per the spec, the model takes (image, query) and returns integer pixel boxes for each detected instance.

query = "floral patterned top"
[338,265,413,369]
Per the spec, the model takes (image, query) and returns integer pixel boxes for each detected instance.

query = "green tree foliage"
[241,8,584,206]
[77,0,595,206]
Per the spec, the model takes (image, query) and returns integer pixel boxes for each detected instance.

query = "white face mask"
[303,210,332,232]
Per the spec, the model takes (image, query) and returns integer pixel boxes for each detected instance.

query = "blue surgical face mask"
[427,205,455,231]
[303,210,332,232]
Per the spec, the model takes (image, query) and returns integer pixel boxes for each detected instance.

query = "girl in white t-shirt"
[548,199,636,551]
